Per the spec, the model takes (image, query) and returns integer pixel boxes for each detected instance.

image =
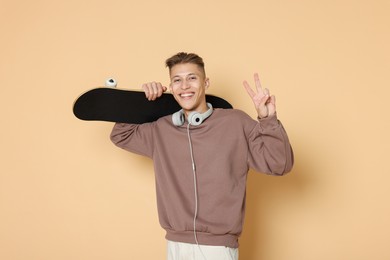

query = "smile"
[180,92,194,98]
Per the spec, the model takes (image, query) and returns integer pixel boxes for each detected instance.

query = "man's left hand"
[243,73,276,119]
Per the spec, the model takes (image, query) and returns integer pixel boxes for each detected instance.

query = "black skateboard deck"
[73,87,233,124]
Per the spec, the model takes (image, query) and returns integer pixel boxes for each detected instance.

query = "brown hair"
[165,52,205,75]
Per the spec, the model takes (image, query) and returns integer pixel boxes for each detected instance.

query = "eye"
[172,78,181,83]
[188,75,197,81]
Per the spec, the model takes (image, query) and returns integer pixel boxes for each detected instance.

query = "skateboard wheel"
[105,78,117,88]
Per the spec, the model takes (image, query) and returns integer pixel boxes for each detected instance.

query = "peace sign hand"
[243,73,276,119]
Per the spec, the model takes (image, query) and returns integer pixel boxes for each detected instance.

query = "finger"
[146,83,154,101]
[254,73,263,94]
[146,82,156,101]
[156,82,166,98]
[259,94,270,108]
[150,82,157,100]
[243,80,256,98]
[258,95,270,118]
[154,82,167,99]
[270,95,276,105]
[156,83,162,98]
[268,95,276,116]
[264,88,270,97]
[142,83,150,99]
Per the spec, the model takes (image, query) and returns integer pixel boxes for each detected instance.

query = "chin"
[179,104,195,112]
[175,99,195,110]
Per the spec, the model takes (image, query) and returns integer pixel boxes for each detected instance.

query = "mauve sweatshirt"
[110,108,293,248]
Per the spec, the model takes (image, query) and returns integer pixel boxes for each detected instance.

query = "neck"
[184,104,209,118]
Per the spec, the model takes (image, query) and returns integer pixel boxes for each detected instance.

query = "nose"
[180,79,190,90]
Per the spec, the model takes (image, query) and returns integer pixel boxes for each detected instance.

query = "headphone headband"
[172,103,213,126]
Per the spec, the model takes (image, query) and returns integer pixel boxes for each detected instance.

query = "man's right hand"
[142,82,167,101]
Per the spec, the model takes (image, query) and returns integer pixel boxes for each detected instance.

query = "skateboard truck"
[105,78,117,88]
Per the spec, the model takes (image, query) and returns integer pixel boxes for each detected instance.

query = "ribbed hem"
[258,113,279,130]
[165,230,239,248]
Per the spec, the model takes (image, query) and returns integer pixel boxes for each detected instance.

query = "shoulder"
[213,108,253,121]
[210,109,258,129]
[204,109,257,137]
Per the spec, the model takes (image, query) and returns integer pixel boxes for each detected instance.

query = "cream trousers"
[167,240,239,260]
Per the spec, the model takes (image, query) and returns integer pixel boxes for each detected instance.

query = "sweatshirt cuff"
[257,113,279,130]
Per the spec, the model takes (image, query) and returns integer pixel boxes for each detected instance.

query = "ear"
[205,78,210,89]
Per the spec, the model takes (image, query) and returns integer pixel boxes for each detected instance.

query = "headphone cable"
[186,123,207,260]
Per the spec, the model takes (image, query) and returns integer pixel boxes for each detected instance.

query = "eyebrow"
[171,73,198,79]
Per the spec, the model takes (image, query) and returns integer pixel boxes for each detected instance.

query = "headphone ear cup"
[188,112,202,126]
[188,103,213,126]
[172,109,185,126]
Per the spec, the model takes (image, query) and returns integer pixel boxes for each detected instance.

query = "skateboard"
[73,87,233,124]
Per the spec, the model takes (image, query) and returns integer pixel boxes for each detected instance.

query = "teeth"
[180,93,194,97]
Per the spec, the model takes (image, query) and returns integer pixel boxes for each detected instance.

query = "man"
[110,52,294,260]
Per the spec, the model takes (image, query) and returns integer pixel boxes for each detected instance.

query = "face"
[169,63,209,116]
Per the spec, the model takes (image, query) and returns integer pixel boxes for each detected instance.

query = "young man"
[110,52,294,260]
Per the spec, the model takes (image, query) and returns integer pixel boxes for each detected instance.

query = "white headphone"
[172,103,213,126]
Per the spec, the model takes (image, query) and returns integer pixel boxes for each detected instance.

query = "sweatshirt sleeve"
[247,114,294,176]
[110,122,154,158]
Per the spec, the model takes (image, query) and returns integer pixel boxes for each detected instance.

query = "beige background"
[1,0,389,259]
